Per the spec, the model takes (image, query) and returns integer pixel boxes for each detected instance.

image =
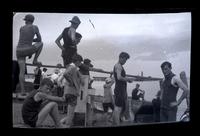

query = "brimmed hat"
[23,14,35,22]
[69,16,81,24]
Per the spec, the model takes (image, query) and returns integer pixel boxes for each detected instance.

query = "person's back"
[62,27,74,49]
[18,24,36,47]
[22,90,43,127]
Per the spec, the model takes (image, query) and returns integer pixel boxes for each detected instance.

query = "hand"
[170,101,178,107]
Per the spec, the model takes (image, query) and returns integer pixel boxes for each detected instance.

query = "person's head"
[83,58,93,67]
[119,52,130,65]
[160,61,172,76]
[72,54,83,67]
[69,16,81,29]
[75,32,82,44]
[56,63,62,69]
[39,78,54,93]
[23,14,35,24]
[136,83,140,89]
[43,68,47,72]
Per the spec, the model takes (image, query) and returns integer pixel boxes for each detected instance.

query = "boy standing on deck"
[58,54,84,128]
[103,77,115,124]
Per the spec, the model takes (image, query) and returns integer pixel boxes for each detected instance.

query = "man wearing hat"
[55,16,82,67]
[16,14,43,95]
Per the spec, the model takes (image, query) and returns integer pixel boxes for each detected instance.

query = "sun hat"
[69,16,81,24]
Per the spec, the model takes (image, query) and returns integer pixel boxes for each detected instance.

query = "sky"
[12,12,191,78]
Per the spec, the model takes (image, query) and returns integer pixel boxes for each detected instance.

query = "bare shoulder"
[114,63,122,70]
[33,25,39,32]
[34,92,45,101]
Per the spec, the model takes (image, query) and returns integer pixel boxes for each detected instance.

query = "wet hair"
[72,54,83,63]
[40,78,54,88]
[161,61,172,69]
[119,52,130,59]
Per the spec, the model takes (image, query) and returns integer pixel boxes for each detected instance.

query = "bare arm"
[36,92,65,102]
[115,64,135,83]
[55,33,65,51]
[33,26,42,42]
[174,77,189,106]
[89,67,103,72]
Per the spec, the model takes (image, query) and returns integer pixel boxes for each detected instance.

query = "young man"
[131,84,145,101]
[21,78,65,128]
[55,16,82,67]
[112,52,136,125]
[160,61,189,122]
[16,14,43,95]
[58,54,84,128]
[103,77,115,124]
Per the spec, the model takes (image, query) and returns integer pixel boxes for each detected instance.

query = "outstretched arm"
[36,92,65,102]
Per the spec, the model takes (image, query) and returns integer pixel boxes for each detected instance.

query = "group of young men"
[15,14,190,128]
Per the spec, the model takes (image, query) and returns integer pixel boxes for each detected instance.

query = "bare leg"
[48,102,63,127]
[64,104,76,127]
[113,106,122,125]
[33,42,43,65]
[17,58,26,94]
[36,102,60,127]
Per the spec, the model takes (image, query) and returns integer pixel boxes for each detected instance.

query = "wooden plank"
[75,75,89,113]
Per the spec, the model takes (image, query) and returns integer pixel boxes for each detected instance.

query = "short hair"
[119,52,130,59]
[72,54,83,63]
[136,83,140,87]
[161,61,172,69]
[43,68,47,71]
[40,78,54,88]
[76,32,82,39]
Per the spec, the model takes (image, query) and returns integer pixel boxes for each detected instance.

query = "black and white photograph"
[12,12,191,128]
